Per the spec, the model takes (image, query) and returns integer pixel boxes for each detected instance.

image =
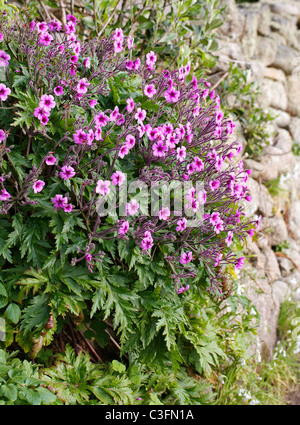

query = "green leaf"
[111,360,126,374]
[5,303,21,324]
[0,383,18,402]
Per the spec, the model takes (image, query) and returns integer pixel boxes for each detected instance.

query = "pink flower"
[133,59,140,70]
[114,40,123,53]
[89,99,97,108]
[40,115,49,126]
[34,106,50,120]
[248,228,255,237]
[176,146,186,162]
[225,231,233,247]
[179,251,192,265]
[126,61,133,71]
[125,134,135,149]
[214,253,223,267]
[65,21,76,34]
[256,215,262,230]
[84,57,91,68]
[176,218,187,232]
[63,204,73,213]
[140,235,153,251]
[152,140,168,157]
[135,107,146,123]
[110,106,120,122]
[118,144,130,159]
[118,220,129,236]
[60,165,76,180]
[32,180,45,193]
[0,33,3,42]
[45,155,57,165]
[146,51,157,69]
[126,97,135,113]
[0,188,10,201]
[66,14,78,24]
[127,36,133,49]
[39,32,53,46]
[94,112,109,127]
[126,199,139,216]
[235,256,245,270]
[187,163,195,175]
[164,87,180,103]
[0,50,10,67]
[94,127,102,141]
[96,179,111,196]
[210,212,221,225]
[54,86,64,96]
[144,84,156,98]
[193,156,204,172]
[36,21,48,33]
[0,129,6,142]
[39,94,56,111]
[236,143,243,156]
[52,194,68,209]
[209,180,220,191]
[215,156,224,172]
[111,171,126,186]
[70,54,78,64]
[73,129,88,144]
[0,83,11,101]
[214,221,224,234]
[197,190,207,204]
[76,78,90,94]
[113,28,124,42]
[158,207,170,221]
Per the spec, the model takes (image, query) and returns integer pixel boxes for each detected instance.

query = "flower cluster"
[0,15,259,295]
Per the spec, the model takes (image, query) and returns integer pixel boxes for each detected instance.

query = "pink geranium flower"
[39,32,53,46]
[225,231,233,247]
[76,78,90,94]
[179,251,192,265]
[96,180,111,196]
[54,86,64,96]
[60,165,76,180]
[176,146,186,162]
[0,188,11,201]
[45,155,57,165]
[118,220,129,236]
[135,108,146,123]
[152,140,168,157]
[164,87,180,103]
[176,218,187,232]
[144,84,156,98]
[52,194,68,209]
[125,134,135,149]
[158,207,170,221]
[94,112,109,127]
[126,199,139,216]
[39,94,56,112]
[32,180,45,193]
[126,97,135,113]
[111,171,126,186]
[209,180,220,191]
[0,129,6,142]
[118,144,130,159]
[0,83,11,101]
[0,50,10,67]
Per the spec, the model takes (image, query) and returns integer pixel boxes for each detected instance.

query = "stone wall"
[217,0,300,360]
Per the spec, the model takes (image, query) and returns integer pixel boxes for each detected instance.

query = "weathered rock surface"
[218,0,300,360]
